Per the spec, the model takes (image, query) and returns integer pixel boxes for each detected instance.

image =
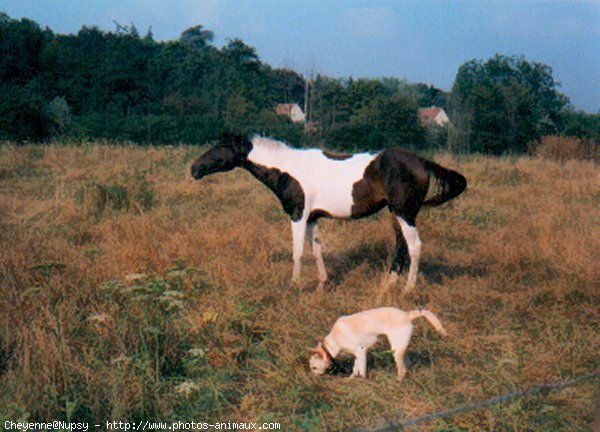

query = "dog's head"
[308,342,331,375]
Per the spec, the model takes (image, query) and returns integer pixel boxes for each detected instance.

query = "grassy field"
[0,142,598,431]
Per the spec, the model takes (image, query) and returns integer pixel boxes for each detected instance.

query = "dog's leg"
[390,329,412,381]
[291,218,307,284]
[307,222,327,290]
[393,346,408,381]
[354,347,368,378]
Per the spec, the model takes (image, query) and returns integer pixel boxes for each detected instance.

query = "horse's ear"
[220,132,252,153]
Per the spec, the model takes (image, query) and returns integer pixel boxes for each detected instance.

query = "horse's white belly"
[309,184,355,217]
[247,141,377,219]
[297,155,376,218]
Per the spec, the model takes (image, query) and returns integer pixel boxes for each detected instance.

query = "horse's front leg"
[291,218,307,284]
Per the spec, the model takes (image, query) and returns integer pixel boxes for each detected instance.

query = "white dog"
[309,307,447,380]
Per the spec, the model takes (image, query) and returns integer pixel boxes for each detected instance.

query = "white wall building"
[275,103,306,123]
[418,107,450,127]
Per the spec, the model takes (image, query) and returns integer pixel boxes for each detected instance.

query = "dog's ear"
[307,345,325,358]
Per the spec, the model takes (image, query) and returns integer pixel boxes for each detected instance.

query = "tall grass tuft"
[531,135,598,163]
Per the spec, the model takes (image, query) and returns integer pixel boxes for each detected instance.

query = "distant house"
[418,107,450,127]
[274,103,306,123]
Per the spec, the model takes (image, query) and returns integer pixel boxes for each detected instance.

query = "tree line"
[0,12,597,153]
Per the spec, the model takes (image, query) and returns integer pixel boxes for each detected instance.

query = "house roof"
[275,103,299,116]
[418,107,443,125]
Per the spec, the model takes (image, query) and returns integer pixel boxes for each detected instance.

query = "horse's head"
[191,134,253,180]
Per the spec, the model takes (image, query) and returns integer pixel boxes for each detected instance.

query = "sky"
[2,0,599,112]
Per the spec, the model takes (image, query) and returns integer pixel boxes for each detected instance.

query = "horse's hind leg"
[307,222,327,290]
[387,214,409,289]
[386,211,422,293]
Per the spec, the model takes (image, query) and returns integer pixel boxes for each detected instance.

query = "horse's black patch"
[191,135,253,180]
[322,150,352,161]
[351,149,431,221]
[191,135,304,220]
[350,149,432,278]
[390,226,409,274]
[350,155,388,219]
[243,161,305,221]
[221,133,253,154]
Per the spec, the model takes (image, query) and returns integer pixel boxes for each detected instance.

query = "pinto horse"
[191,134,466,293]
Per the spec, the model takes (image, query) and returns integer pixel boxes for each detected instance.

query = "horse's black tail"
[422,159,467,206]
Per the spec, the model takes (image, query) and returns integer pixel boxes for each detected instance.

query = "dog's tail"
[422,159,467,207]
[407,310,447,336]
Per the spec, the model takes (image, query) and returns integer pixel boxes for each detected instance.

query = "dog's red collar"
[321,340,333,360]
[321,340,340,371]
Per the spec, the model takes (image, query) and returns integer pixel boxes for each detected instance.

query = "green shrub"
[76,170,156,216]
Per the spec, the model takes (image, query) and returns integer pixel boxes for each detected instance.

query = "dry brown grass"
[531,135,598,163]
[0,142,598,431]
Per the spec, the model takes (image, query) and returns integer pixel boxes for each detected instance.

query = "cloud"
[182,0,223,27]
[492,4,599,38]
[233,4,267,35]
[341,6,398,38]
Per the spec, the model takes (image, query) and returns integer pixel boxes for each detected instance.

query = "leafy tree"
[180,25,214,50]
[560,110,600,140]
[414,83,448,109]
[0,84,51,141]
[329,94,424,151]
[269,68,305,106]
[449,54,569,154]
[360,93,424,149]
[45,96,72,134]
[0,14,53,141]
[308,76,347,138]
[345,79,386,113]
[3,12,592,152]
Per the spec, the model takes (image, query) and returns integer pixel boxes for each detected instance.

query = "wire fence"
[356,370,600,431]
